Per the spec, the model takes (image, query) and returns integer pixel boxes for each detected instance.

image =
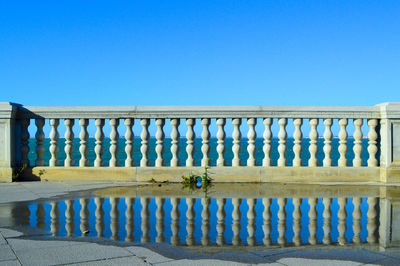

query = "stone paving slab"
[1,181,400,266]
[252,248,389,264]
[67,256,149,266]
[0,227,50,238]
[16,242,133,266]
[0,232,7,244]
[0,190,39,204]
[6,238,87,252]
[209,251,274,264]
[0,260,21,266]
[125,246,175,264]
[0,244,17,262]
[0,181,140,203]
[127,244,277,264]
[156,259,267,265]
[277,257,361,265]
[365,257,400,265]
[0,228,23,238]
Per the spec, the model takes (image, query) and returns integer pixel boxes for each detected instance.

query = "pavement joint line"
[1,231,23,266]
[56,254,147,266]
[122,246,175,264]
[124,246,176,265]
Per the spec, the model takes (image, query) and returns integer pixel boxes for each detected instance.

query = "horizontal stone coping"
[15,105,381,119]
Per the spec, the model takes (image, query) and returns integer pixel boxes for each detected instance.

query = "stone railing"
[0,102,400,182]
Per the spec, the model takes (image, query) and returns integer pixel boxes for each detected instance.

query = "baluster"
[277,198,286,246]
[352,197,361,243]
[338,118,348,167]
[19,205,31,227]
[292,198,301,246]
[140,119,150,167]
[322,198,332,244]
[367,197,377,243]
[80,198,89,236]
[353,119,363,167]
[263,118,273,166]
[367,119,378,167]
[278,118,287,167]
[20,118,30,166]
[216,118,226,167]
[110,197,120,241]
[201,198,210,246]
[337,197,346,244]
[109,119,120,167]
[155,119,165,167]
[125,119,134,167]
[293,119,303,167]
[64,119,75,167]
[35,118,45,166]
[262,198,271,246]
[50,202,59,236]
[79,119,89,167]
[186,119,196,166]
[232,118,242,166]
[95,197,105,237]
[125,197,134,241]
[170,198,180,245]
[36,203,46,229]
[232,198,241,246]
[170,119,180,167]
[247,118,257,166]
[49,119,59,166]
[323,119,333,167]
[216,198,226,245]
[247,198,256,246]
[308,118,319,167]
[156,197,165,243]
[308,198,317,245]
[201,118,210,167]
[140,197,150,242]
[379,198,391,248]
[94,119,105,167]
[65,200,74,236]
[186,198,195,245]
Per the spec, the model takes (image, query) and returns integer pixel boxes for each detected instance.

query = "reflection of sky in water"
[26,195,373,246]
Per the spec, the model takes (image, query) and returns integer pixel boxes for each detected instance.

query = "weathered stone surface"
[16,242,132,266]
[0,244,17,262]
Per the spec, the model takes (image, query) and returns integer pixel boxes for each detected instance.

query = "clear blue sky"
[1,1,399,107]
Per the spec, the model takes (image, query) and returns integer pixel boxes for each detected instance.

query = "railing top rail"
[16,105,381,119]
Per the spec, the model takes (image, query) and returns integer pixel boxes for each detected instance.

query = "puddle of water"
[1,183,396,251]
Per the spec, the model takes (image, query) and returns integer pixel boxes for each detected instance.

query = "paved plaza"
[0,181,399,265]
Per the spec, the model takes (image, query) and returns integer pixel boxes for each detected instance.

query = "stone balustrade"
[1,102,400,182]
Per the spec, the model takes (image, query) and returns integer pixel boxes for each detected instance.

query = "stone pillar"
[377,103,400,182]
[0,102,19,182]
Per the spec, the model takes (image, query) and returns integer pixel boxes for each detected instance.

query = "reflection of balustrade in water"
[24,194,383,248]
